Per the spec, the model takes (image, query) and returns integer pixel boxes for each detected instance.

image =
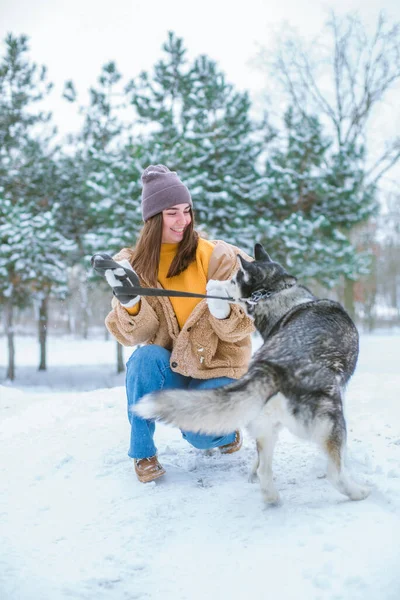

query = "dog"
[135,243,370,504]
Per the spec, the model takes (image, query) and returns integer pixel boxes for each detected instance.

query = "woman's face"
[161,203,192,243]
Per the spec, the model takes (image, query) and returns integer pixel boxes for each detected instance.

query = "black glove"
[91,253,141,307]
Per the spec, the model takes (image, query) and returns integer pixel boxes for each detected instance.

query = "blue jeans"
[126,345,236,459]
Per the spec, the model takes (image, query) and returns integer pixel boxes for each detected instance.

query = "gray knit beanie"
[141,164,192,221]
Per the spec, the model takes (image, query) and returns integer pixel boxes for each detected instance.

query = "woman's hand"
[206,279,231,319]
[92,253,141,308]
[105,259,141,308]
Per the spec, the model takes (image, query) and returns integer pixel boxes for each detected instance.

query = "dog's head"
[233,243,297,302]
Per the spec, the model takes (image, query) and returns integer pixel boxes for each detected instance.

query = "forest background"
[1,5,400,380]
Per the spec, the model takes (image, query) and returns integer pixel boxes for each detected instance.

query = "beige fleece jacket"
[105,240,255,379]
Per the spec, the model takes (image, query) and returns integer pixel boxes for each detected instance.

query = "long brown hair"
[130,209,199,286]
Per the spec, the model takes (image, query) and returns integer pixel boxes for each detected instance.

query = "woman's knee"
[126,346,172,411]
[182,431,217,450]
[126,345,171,371]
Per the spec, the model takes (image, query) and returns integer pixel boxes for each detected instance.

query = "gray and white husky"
[135,244,370,504]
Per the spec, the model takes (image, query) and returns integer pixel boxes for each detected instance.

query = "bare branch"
[366,139,400,185]
[265,10,400,162]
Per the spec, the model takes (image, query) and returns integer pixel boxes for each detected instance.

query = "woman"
[104,165,255,483]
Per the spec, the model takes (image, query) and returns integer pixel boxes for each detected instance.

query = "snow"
[1,332,400,600]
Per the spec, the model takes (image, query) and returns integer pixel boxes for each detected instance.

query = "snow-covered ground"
[1,332,400,600]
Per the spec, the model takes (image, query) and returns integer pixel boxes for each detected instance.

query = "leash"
[91,254,236,301]
[91,254,296,305]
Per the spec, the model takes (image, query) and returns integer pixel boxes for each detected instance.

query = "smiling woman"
[161,203,192,244]
[100,164,255,483]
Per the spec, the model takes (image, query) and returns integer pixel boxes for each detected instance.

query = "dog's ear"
[237,254,252,271]
[254,243,272,262]
[284,275,297,287]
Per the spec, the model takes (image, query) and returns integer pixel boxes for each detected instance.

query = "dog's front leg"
[249,452,259,483]
[253,422,282,505]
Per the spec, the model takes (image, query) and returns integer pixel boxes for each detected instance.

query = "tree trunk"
[5,299,15,381]
[38,295,48,371]
[82,309,89,339]
[80,274,90,340]
[343,277,355,320]
[116,341,124,374]
[66,304,73,334]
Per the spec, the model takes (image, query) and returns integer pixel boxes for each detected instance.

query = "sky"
[1,0,400,190]
[1,0,399,122]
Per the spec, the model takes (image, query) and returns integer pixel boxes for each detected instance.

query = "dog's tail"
[134,367,277,435]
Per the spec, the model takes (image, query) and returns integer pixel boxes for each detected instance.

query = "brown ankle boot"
[219,430,242,454]
[134,456,166,483]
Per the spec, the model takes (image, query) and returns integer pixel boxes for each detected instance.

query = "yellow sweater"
[127,238,215,330]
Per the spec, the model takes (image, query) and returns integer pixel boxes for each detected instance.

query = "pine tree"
[126,32,189,165]
[181,55,264,250]
[0,34,67,379]
[257,108,374,288]
[60,63,144,354]
[0,193,72,376]
[126,32,266,252]
[266,12,400,313]
[62,63,145,256]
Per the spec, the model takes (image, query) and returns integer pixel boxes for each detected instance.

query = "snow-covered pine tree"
[61,62,144,343]
[0,34,69,379]
[60,62,140,267]
[0,196,73,377]
[126,32,266,252]
[257,108,373,288]
[312,143,377,229]
[181,55,264,251]
[265,12,400,314]
[125,32,190,172]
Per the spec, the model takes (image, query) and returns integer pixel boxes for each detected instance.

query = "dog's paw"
[261,487,282,506]
[348,484,371,501]
[248,466,259,483]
